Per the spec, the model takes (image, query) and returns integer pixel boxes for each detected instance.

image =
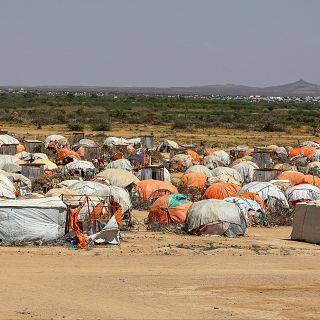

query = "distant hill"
[2,80,320,97]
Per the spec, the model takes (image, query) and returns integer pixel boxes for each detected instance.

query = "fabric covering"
[211,167,243,183]
[239,182,289,208]
[186,199,246,237]
[203,182,240,200]
[97,168,139,188]
[185,165,212,178]
[148,194,192,224]
[0,134,19,146]
[136,179,178,201]
[92,185,132,213]
[0,197,66,244]
[286,184,320,204]
[179,173,207,189]
[106,159,133,171]
[277,171,306,186]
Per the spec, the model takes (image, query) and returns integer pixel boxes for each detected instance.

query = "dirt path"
[1,226,320,320]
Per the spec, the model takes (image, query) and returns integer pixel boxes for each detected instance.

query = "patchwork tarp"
[0,197,67,244]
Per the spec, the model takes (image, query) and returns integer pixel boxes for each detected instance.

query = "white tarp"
[0,135,19,146]
[88,215,120,245]
[0,197,67,244]
[106,159,133,172]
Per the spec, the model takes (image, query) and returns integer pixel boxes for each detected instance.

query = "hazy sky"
[1,0,319,87]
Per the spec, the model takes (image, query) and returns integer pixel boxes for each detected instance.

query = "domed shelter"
[206,175,241,187]
[203,182,240,200]
[239,182,289,209]
[92,186,132,214]
[209,150,230,166]
[179,173,207,189]
[148,194,192,224]
[64,160,95,174]
[185,165,212,178]
[97,168,139,189]
[306,162,320,177]
[106,159,133,172]
[203,155,224,170]
[232,162,258,183]
[69,181,109,196]
[286,184,320,206]
[277,171,306,186]
[211,167,243,183]
[186,199,246,237]
[170,154,193,171]
[135,180,178,201]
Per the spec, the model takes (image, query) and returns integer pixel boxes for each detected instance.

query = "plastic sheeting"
[211,167,243,183]
[106,159,133,172]
[0,197,67,244]
[185,165,212,178]
[286,184,320,203]
[97,168,139,188]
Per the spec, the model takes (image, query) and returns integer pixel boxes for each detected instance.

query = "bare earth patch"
[1,211,320,320]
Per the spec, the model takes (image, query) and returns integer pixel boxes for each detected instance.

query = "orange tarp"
[203,182,240,200]
[303,174,320,187]
[289,146,317,159]
[277,171,306,186]
[179,172,207,189]
[186,149,201,164]
[56,148,81,162]
[136,180,178,201]
[148,195,192,224]
[69,197,88,249]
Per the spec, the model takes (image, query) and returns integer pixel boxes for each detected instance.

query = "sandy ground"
[1,122,316,146]
[1,210,320,320]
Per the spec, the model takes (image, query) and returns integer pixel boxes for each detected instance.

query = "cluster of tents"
[0,132,320,247]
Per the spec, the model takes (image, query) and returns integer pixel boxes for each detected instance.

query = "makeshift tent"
[0,197,66,244]
[239,182,289,209]
[170,154,193,170]
[179,173,207,189]
[289,146,317,159]
[103,137,129,147]
[277,171,306,186]
[45,135,68,148]
[224,197,265,226]
[209,150,230,165]
[56,148,81,163]
[70,181,109,195]
[286,184,320,205]
[232,162,257,183]
[0,135,19,146]
[148,194,192,224]
[186,199,246,237]
[135,179,178,201]
[64,160,95,173]
[97,168,139,188]
[106,159,133,171]
[237,192,267,212]
[78,138,97,147]
[203,182,240,200]
[291,201,320,244]
[203,155,225,169]
[92,186,132,213]
[157,140,179,153]
[58,180,80,188]
[306,162,320,177]
[186,149,201,164]
[211,167,243,183]
[33,159,58,171]
[206,175,241,187]
[185,165,212,178]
